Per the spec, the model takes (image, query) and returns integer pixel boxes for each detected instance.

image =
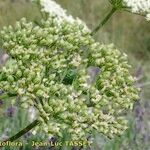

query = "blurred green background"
[0,0,150,150]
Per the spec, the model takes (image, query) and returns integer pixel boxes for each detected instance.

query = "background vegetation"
[0,0,150,149]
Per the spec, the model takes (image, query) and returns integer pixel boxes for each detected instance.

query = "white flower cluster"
[123,0,150,21]
[32,0,90,30]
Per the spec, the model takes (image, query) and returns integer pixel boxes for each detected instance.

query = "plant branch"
[91,7,117,36]
[3,119,39,142]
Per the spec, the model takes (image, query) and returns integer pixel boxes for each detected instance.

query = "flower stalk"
[91,7,117,35]
[3,120,39,142]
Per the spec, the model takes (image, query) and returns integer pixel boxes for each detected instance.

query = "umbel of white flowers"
[31,0,90,30]
[123,0,150,20]
[35,0,150,21]
[0,14,139,140]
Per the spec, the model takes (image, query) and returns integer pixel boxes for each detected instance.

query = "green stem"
[91,7,117,36]
[3,119,39,142]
